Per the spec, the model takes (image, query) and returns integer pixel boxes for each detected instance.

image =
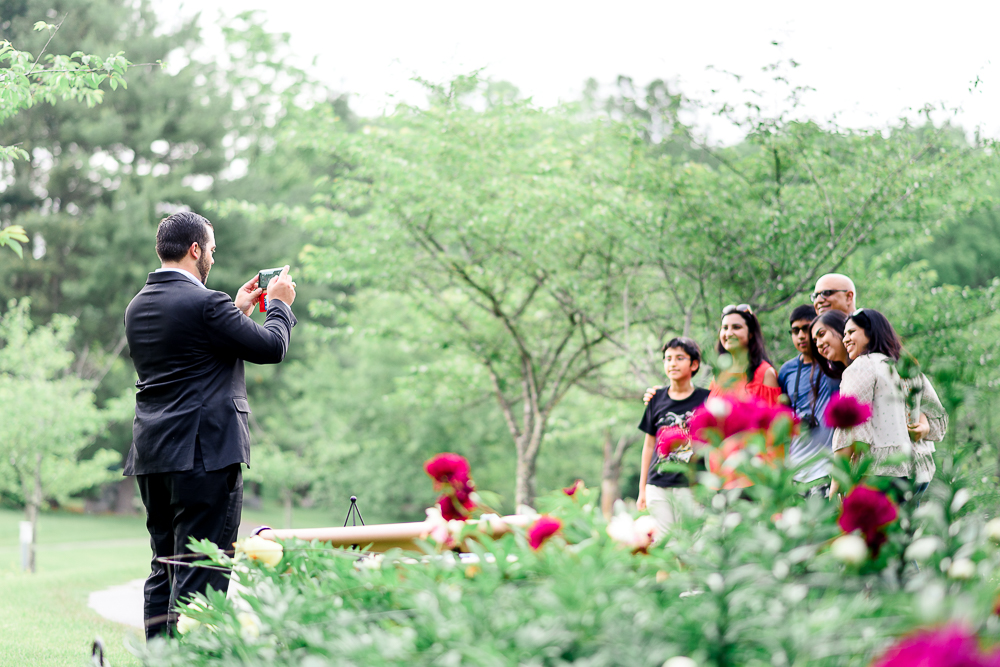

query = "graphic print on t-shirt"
[655,409,699,464]
[638,387,711,488]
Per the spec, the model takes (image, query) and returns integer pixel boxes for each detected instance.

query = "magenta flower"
[688,396,797,444]
[656,427,687,458]
[425,453,471,487]
[527,516,562,550]
[838,485,898,555]
[438,490,475,521]
[823,394,873,429]
[563,479,584,496]
[873,625,1000,667]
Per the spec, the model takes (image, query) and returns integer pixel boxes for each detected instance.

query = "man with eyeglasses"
[811,274,857,315]
[777,304,839,494]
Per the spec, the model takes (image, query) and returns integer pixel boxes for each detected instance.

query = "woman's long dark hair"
[716,310,771,384]
[809,310,849,381]
[848,308,902,361]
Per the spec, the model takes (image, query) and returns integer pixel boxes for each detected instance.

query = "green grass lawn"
[0,501,346,666]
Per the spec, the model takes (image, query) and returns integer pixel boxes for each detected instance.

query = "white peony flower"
[607,513,660,550]
[831,534,867,565]
[904,536,941,562]
[948,558,976,579]
[236,535,284,567]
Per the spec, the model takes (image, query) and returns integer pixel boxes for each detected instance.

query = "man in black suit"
[124,211,297,638]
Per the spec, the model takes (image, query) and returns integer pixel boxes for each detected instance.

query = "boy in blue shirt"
[777,305,839,492]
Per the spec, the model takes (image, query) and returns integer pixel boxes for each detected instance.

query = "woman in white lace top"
[832,309,947,487]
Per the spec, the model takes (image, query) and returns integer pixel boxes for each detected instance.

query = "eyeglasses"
[810,289,848,301]
[722,303,753,316]
[850,308,867,320]
[789,325,810,335]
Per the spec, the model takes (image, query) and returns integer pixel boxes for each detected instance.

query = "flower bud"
[904,536,941,562]
[176,613,201,635]
[948,558,976,580]
[663,658,698,667]
[237,535,284,567]
[985,518,1000,542]
[237,612,261,641]
[831,534,867,565]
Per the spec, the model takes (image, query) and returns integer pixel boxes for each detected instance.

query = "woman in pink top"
[708,304,781,406]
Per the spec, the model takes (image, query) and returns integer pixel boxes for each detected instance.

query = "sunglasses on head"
[810,289,848,301]
[851,308,866,319]
[722,303,753,317]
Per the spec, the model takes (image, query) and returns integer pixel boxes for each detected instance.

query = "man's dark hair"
[849,308,902,361]
[715,310,771,383]
[789,304,816,324]
[156,211,212,262]
[662,337,702,377]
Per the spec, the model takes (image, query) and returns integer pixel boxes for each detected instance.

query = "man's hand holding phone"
[264,265,296,307]
[234,275,263,316]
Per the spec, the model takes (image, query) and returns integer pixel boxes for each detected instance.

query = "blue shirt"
[777,356,840,483]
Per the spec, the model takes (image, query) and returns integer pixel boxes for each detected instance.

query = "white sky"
[154,0,1000,144]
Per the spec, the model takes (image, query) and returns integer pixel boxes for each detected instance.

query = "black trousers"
[136,440,243,639]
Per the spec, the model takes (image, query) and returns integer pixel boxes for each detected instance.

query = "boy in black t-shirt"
[637,337,710,534]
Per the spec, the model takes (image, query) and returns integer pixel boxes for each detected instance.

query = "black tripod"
[343,495,365,527]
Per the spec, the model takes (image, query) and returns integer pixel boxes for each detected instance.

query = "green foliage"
[0,300,125,509]
[132,441,1000,666]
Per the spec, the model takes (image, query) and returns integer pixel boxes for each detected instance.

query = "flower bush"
[132,399,1000,667]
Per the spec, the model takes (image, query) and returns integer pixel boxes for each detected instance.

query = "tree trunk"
[514,441,538,511]
[600,430,639,519]
[283,489,293,529]
[600,431,621,519]
[27,453,42,573]
[114,477,137,515]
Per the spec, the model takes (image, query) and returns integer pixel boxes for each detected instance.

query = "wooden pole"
[255,514,538,553]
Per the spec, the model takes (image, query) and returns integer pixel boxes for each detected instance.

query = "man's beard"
[196,247,211,284]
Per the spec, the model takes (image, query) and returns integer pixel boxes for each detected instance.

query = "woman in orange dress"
[709,303,781,406]
[707,304,782,488]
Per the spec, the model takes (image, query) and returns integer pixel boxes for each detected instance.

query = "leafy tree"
[0,14,130,256]
[291,78,655,507]
[0,300,124,570]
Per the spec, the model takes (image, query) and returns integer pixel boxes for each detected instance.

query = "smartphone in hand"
[258,267,284,312]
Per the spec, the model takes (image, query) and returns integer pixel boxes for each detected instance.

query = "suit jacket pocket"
[233,397,251,414]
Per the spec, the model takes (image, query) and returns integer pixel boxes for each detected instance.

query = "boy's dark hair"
[716,310,771,383]
[849,308,902,361]
[809,310,848,384]
[662,337,702,377]
[156,211,212,262]
[789,304,817,324]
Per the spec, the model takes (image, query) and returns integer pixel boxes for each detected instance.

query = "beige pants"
[645,485,698,536]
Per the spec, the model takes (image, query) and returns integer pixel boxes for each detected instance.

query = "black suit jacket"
[123,271,296,475]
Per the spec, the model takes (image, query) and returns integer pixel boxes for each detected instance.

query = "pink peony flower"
[872,625,1000,667]
[689,396,797,444]
[438,491,475,521]
[527,515,562,550]
[563,479,584,496]
[823,394,873,429]
[838,485,898,555]
[425,453,471,487]
[656,427,687,458]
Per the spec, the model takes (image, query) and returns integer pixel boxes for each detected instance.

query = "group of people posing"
[636,273,948,533]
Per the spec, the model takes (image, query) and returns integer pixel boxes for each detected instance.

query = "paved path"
[88,578,145,629]
[88,521,263,628]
